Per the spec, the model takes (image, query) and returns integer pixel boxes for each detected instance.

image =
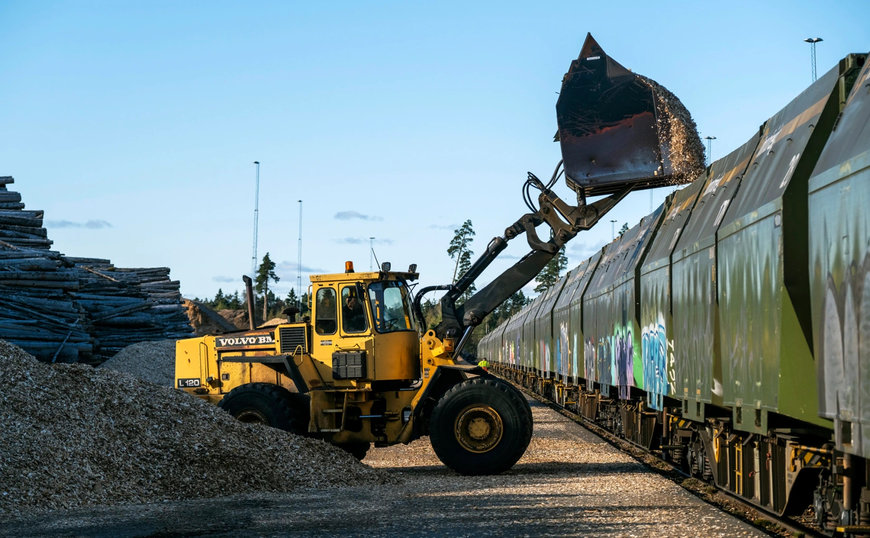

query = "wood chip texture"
[0,340,397,518]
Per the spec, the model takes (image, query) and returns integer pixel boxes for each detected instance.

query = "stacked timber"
[0,176,192,364]
[68,259,193,359]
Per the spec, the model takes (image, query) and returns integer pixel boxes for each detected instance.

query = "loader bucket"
[556,34,704,196]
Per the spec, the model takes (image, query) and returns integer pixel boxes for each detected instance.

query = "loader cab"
[313,283,376,336]
[309,264,421,383]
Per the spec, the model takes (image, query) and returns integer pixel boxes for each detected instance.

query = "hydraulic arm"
[417,166,632,355]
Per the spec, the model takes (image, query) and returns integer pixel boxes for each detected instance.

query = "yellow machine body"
[175,268,475,448]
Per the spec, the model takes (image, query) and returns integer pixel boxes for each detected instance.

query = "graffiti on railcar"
[572,332,579,382]
[584,337,595,383]
[642,313,673,410]
[597,336,612,387]
[615,323,634,399]
[558,321,569,376]
[819,273,867,452]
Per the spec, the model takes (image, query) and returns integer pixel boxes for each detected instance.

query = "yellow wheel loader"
[174,34,703,474]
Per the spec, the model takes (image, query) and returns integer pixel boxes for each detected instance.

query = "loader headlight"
[402,407,412,424]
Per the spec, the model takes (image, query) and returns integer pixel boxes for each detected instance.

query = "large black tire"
[336,442,371,460]
[218,383,308,435]
[429,377,533,475]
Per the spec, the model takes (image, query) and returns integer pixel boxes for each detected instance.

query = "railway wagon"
[551,265,585,388]
[485,53,868,531]
[581,208,663,442]
[639,179,704,413]
[552,253,600,407]
[531,275,568,398]
[808,56,870,528]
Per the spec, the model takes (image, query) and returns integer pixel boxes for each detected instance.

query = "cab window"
[367,281,414,333]
[341,284,368,333]
[315,288,337,334]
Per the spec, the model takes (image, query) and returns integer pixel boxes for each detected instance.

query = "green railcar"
[581,241,620,396]
[533,278,569,380]
[717,60,857,434]
[552,264,586,382]
[573,251,602,386]
[639,179,704,410]
[672,137,757,422]
[582,211,661,399]
[809,57,870,458]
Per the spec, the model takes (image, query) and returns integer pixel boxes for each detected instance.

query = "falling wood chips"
[0,340,398,518]
[639,74,707,183]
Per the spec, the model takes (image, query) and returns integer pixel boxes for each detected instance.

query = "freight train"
[479,53,870,534]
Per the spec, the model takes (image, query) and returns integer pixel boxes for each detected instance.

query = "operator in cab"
[342,288,367,333]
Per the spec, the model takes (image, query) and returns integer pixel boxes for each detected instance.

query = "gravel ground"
[0,392,765,537]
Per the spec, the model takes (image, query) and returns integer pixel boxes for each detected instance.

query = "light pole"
[704,136,716,164]
[297,200,303,310]
[610,219,616,239]
[251,161,260,277]
[369,237,375,271]
[804,37,823,82]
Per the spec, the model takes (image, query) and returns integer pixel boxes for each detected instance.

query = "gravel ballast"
[0,340,397,518]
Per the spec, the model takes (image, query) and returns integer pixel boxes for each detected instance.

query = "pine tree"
[534,246,567,293]
[448,219,476,301]
[213,288,226,309]
[300,292,310,317]
[619,222,629,237]
[286,288,299,309]
[420,298,441,330]
[255,252,280,322]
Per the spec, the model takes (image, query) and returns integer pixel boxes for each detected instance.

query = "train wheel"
[430,377,532,475]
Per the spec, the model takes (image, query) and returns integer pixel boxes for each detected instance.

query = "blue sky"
[1,1,868,301]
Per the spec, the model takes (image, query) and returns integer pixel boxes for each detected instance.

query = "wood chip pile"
[0,340,397,517]
[0,176,193,365]
[97,339,177,386]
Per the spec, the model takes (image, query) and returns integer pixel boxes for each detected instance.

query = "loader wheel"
[218,383,307,435]
[429,377,532,475]
[337,442,371,460]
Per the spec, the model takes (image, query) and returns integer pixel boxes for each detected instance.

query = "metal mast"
[252,161,260,276]
[805,37,823,82]
[297,199,303,309]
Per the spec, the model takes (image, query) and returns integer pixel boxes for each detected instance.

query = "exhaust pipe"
[556,33,705,196]
[243,275,256,330]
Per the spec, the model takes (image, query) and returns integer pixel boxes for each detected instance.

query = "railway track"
[516,382,826,537]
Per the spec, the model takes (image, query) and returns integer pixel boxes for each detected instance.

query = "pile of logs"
[0,176,193,364]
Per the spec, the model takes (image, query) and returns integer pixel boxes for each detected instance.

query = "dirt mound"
[0,340,398,517]
[97,339,176,386]
[183,299,240,336]
[260,317,289,327]
[217,308,250,330]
